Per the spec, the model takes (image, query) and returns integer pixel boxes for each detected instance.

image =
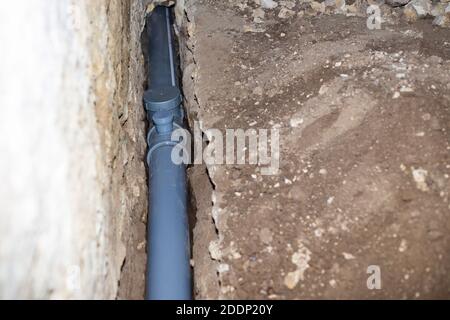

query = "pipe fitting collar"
[144,86,182,113]
[153,111,174,134]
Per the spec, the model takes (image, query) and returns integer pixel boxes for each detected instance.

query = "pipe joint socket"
[153,110,174,134]
[146,111,183,165]
[144,86,183,123]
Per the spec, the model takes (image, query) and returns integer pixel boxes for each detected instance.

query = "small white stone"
[400,86,414,93]
[327,196,335,205]
[209,240,222,260]
[319,84,329,95]
[217,263,230,273]
[278,7,295,18]
[284,243,312,289]
[253,8,265,23]
[314,228,324,237]
[399,239,408,252]
[290,117,304,128]
[261,0,279,9]
[409,0,432,18]
[412,168,429,192]
[342,252,356,260]
[136,241,146,250]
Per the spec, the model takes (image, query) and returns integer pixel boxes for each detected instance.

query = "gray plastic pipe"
[144,5,183,123]
[147,5,177,88]
[144,6,191,300]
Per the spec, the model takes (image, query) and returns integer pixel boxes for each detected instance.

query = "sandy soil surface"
[179,0,450,299]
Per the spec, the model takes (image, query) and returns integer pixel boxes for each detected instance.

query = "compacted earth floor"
[179,0,450,299]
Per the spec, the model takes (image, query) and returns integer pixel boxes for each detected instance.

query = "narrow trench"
[117,5,224,300]
[139,6,213,300]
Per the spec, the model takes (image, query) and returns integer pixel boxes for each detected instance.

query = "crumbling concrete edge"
[175,0,224,299]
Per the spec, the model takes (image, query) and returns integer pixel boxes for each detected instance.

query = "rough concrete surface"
[178,0,450,299]
[0,0,150,299]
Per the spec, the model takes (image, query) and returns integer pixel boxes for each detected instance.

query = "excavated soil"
[179,0,450,299]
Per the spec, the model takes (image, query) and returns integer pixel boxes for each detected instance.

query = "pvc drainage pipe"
[144,6,191,300]
[144,5,184,123]
[147,5,177,88]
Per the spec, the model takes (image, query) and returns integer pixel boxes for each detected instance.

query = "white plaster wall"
[0,0,149,299]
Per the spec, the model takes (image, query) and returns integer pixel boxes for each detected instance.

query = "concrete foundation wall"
[0,0,150,299]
